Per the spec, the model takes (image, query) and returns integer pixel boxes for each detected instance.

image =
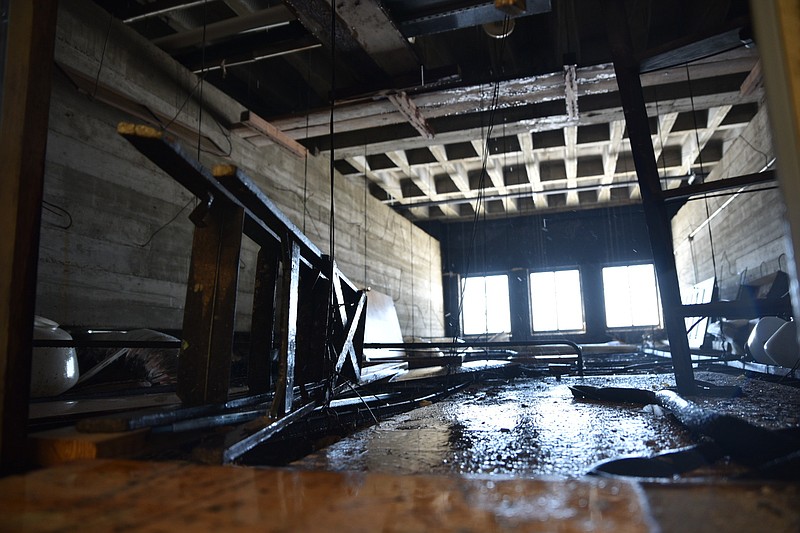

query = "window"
[529,269,585,332]
[461,275,511,335]
[602,264,661,328]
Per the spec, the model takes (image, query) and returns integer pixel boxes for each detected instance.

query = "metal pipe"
[123,1,209,24]
[365,339,584,376]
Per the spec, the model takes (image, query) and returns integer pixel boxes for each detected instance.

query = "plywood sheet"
[0,459,656,532]
[363,290,405,360]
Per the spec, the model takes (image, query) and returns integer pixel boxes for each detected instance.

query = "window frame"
[601,262,663,330]
[459,273,512,336]
[528,267,586,334]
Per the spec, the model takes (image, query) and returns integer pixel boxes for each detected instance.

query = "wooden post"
[750,0,800,335]
[247,243,281,394]
[508,268,531,341]
[271,240,301,418]
[0,0,59,474]
[178,198,244,406]
[606,0,697,395]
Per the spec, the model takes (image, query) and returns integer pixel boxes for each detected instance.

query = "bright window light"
[461,275,511,335]
[603,264,661,328]
[530,270,585,332]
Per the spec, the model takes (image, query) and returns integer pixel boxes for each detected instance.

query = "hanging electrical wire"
[686,63,719,287]
[453,16,512,342]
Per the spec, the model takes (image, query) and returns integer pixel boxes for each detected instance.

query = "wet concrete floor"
[293,371,800,478]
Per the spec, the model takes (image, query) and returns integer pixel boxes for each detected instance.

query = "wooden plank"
[177,199,244,405]
[151,5,295,52]
[0,0,59,475]
[751,0,800,329]
[193,401,315,464]
[0,459,657,531]
[273,51,758,138]
[28,427,150,467]
[235,110,308,158]
[247,244,281,393]
[271,240,301,418]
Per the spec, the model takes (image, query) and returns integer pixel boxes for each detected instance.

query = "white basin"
[765,320,800,368]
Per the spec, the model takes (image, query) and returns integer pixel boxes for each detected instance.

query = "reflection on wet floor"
[295,373,701,477]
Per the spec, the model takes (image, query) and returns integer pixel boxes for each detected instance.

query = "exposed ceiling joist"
[152,5,296,53]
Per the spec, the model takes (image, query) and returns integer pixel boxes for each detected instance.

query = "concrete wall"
[671,102,786,300]
[36,0,443,338]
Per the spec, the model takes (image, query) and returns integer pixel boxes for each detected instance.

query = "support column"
[247,242,281,394]
[750,0,800,333]
[0,0,59,474]
[581,264,608,342]
[508,268,531,341]
[606,0,697,394]
[271,240,301,418]
[178,198,244,405]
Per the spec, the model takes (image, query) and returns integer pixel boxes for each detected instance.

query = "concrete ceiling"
[92,0,762,222]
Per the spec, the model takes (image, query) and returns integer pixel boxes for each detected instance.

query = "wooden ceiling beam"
[152,6,296,53]
[333,89,759,159]
[273,49,758,138]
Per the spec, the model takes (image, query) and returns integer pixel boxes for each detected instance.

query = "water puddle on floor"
[294,374,694,477]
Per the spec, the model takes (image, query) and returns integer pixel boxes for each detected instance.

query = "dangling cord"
[196,0,208,161]
[454,16,511,342]
[687,63,718,284]
[410,219,416,337]
[92,13,114,99]
[363,143,368,285]
[328,4,336,259]
[653,86,669,183]
[302,50,310,234]
[324,1,338,405]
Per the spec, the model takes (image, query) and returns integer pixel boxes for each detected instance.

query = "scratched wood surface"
[0,459,656,532]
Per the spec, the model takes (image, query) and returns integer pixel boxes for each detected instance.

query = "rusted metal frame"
[605,0,696,395]
[247,242,281,394]
[270,239,302,418]
[177,196,245,406]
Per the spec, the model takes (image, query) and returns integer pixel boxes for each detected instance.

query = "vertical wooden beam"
[443,272,461,338]
[606,0,697,395]
[750,0,800,330]
[271,240,301,418]
[0,0,58,474]
[178,199,244,406]
[508,268,531,341]
[247,243,281,394]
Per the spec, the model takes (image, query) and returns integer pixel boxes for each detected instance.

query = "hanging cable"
[323,1,339,406]
[42,200,73,230]
[453,16,511,342]
[686,63,718,285]
[363,143,368,286]
[303,50,312,235]
[91,13,114,99]
[196,0,208,161]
